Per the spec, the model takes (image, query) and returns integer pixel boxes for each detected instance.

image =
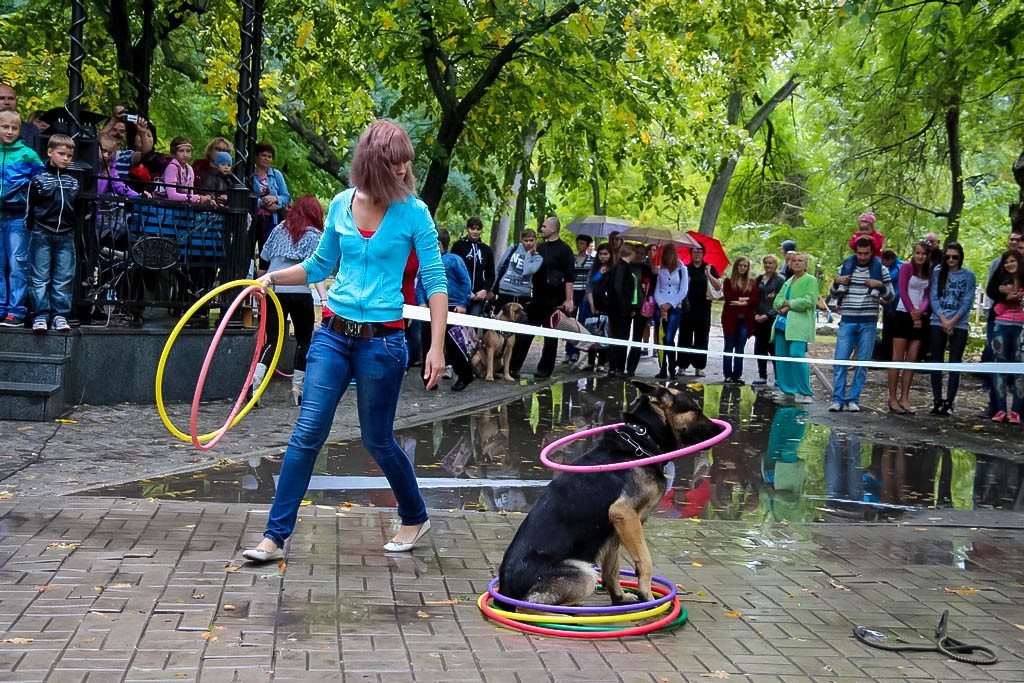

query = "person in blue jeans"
[928,242,975,416]
[26,134,79,332]
[0,109,43,327]
[242,120,449,563]
[828,237,894,412]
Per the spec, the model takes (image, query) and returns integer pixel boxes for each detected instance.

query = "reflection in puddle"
[83,379,1023,522]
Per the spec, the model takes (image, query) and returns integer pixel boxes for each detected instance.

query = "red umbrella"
[679,231,730,274]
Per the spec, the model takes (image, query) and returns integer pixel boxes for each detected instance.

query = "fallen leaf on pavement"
[46,542,78,550]
[2,638,33,643]
[724,610,742,618]
[223,564,240,572]
[700,672,731,679]
[416,610,429,618]
[944,588,979,595]
[828,577,851,591]
[223,604,237,611]
[424,599,460,605]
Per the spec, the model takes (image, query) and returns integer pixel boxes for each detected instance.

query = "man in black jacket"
[450,216,495,317]
[509,216,575,380]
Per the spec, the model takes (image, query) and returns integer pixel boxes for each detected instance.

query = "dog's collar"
[616,422,663,459]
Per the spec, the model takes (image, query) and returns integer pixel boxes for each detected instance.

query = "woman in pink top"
[887,241,931,413]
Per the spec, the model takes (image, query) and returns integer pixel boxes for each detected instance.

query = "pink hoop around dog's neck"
[539,418,732,473]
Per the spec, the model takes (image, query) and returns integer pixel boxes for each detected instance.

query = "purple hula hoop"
[540,418,732,473]
[487,570,677,614]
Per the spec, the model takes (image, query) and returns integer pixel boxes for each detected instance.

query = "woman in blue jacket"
[251,142,291,249]
[928,242,975,416]
[243,121,448,563]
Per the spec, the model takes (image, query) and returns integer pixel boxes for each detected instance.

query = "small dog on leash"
[498,383,720,607]
[472,302,527,381]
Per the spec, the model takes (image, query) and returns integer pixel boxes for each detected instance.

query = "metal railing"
[78,180,257,323]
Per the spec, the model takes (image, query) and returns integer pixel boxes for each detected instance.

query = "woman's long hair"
[284,195,324,243]
[350,120,416,204]
[728,256,752,293]
[590,243,616,276]
[659,244,679,272]
[998,249,1023,289]
[937,242,964,296]
[910,241,932,279]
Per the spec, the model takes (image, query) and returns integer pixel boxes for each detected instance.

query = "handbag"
[640,298,656,318]
[706,279,724,301]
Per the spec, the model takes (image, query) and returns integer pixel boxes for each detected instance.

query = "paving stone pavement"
[0,496,1022,682]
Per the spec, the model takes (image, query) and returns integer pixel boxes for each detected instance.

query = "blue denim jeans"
[989,322,1023,414]
[832,321,878,404]
[28,229,76,320]
[0,216,30,319]
[722,319,749,380]
[659,306,683,372]
[264,325,427,546]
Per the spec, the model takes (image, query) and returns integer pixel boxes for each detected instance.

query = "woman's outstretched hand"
[423,347,445,390]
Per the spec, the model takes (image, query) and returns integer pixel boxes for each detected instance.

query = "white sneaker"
[828,402,843,412]
[32,317,48,333]
[795,395,813,404]
[442,365,453,380]
[847,403,860,412]
[52,315,71,331]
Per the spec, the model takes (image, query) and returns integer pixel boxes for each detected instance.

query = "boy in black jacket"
[28,134,80,332]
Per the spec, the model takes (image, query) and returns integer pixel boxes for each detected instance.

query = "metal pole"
[232,0,256,180]
[248,0,265,160]
[65,0,86,135]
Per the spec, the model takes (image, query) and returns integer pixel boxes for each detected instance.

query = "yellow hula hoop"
[155,279,284,443]
[485,596,671,624]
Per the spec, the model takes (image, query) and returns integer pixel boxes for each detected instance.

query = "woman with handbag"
[771,252,816,403]
[653,245,688,379]
[251,142,291,250]
[721,256,758,383]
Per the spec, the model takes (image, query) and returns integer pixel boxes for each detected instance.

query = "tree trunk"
[587,131,604,214]
[493,122,540,261]
[698,75,800,236]
[944,103,964,242]
[416,1,581,215]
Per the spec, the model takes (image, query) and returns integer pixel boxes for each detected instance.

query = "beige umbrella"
[565,215,633,238]
[621,226,701,247]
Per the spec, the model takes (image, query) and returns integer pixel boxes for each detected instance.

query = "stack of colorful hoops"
[477,570,685,638]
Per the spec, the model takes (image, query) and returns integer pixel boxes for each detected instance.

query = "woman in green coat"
[771,253,817,402]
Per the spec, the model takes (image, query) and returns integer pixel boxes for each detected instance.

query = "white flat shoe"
[383,520,431,552]
[242,545,284,563]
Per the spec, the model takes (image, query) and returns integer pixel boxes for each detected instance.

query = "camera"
[120,113,139,123]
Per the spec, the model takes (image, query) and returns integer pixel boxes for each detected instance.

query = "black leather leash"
[853,610,998,665]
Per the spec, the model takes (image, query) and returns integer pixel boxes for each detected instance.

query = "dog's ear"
[631,380,659,395]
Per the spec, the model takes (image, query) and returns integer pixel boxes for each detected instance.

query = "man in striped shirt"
[828,237,894,412]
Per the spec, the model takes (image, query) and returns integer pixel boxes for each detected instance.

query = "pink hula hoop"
[539,418,732,473]
[189,286,268,450]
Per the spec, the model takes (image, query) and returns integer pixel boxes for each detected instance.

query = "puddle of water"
[82,379,1023,523]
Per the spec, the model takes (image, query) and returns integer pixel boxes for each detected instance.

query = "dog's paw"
[610,593,641,605]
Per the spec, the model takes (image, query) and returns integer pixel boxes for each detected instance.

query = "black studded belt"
[324,316,400,338]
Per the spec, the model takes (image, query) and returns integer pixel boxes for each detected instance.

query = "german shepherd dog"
[498,383,720,607]
[472,302,528,381]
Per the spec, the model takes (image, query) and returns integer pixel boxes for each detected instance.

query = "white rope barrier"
[402,305,1024,375]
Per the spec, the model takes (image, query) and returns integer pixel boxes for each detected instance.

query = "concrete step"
[0,380,66,421]
[0,351,70,384]
[0,327,74,355]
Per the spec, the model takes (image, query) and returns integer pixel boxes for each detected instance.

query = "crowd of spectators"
[1,83,1020,424]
